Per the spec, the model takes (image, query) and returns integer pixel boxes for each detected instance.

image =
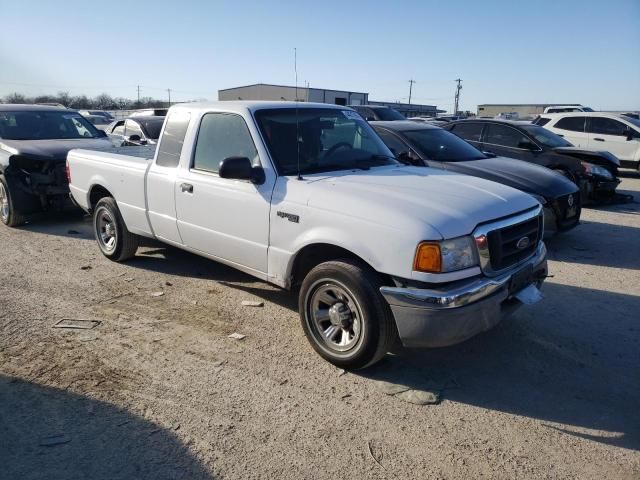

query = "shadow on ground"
[19,212,94,240]
[0,375,214,480]
[545,219,640,269]
[357,281,640,451]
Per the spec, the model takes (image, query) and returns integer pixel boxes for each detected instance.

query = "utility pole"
[167,88,172,106]
[137,85,141,105]
[453,78,462,115]
[408,79,416,106]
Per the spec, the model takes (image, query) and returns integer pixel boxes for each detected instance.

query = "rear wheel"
[0,175,27,227]
[299,259,397,369]
[93,197,139,261]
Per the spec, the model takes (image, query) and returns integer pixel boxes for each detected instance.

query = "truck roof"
[0,104,71,112]
[170,101,350,114]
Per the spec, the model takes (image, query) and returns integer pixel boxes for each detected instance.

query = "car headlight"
[581,161,613,180]
[414,236,478,273]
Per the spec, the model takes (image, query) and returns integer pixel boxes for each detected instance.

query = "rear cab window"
[156,111,191,167]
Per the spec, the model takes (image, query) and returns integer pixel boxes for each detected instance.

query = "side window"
[588,117,627,136]
[484,124,530,148]
[156,111,191,168]
[193,113,258,174]
[451,123,483,142]
[111,121,125,136]
[375,129,409,155]
[534,117,551,126]
[125,120,143,138]
[554,117,586,132]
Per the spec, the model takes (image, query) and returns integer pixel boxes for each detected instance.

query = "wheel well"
[290,243,391,288]
[88,185,113,211]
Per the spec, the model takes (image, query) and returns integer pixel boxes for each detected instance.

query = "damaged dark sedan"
[443,119,620,203]
[0,104,113,226]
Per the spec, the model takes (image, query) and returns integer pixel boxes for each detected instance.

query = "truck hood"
[0,138,114,162]
[303,165,539,239]
[443,157,578,200]
[553,147,620,170]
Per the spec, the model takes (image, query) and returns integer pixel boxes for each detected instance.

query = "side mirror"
[518,140,538,151]
[625,127,634,141]
[397,151,422,166]
[219,156,264,184]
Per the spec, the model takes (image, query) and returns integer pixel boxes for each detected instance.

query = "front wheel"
[93,197,139,261]
[0,175,27,227]
[299,259,397,369]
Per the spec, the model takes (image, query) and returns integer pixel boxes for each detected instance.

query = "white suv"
[535,112,640,170]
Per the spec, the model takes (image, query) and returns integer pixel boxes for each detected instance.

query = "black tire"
[299,259,397,369]
[93,197,139,261]
[0,175,27,227]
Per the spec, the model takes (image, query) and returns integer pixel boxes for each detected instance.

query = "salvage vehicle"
[129,108,168,118]
[372,121,581,235]
[534,112,640,171]
[444,119,620,202]
[68,102,548,369]
[79,110,115,122]
[104,116,164,146]
[0,104,112,227]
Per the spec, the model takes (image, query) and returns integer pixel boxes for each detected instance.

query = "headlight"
[581,161,613,180]
[414,236,478,273]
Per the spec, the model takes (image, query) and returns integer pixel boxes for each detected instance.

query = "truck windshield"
[403,128,487,161]
[255,108,398,175]
[0,111,102,140]
[520,125,572,148]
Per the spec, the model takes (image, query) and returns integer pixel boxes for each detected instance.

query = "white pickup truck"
[68,101,548,369]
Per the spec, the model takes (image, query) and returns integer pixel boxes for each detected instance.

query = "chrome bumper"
[380,242,547,348]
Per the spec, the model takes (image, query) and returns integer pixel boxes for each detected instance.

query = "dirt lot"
[1,174,639,480]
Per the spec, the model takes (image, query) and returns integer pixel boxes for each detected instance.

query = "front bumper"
[380,242,548,348]
[580,177,620,203]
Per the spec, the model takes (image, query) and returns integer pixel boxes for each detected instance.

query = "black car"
[105,116,165,146]
[443,119,620,203]
[372,121,581,235]
[0,105,113,226]
[348,105,405,121]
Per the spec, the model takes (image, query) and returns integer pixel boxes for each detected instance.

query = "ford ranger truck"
[67,102,548,369]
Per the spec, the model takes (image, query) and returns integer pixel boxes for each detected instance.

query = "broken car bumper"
[380,242,547,348]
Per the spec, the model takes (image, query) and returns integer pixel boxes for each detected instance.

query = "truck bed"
[67,147,155,237]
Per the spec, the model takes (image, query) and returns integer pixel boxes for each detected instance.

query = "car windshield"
[255,108,398,175]
[582,107,594,112]
[138,119,164,139]
[374,108,405,121]
[520,125,573,148]
[0,111,102,140]
[403,128,487,162]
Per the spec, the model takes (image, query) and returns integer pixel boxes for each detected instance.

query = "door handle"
[180,183,194,193]
[593,138,605,142]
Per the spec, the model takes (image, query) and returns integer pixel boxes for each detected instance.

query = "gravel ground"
[1,173,639,480]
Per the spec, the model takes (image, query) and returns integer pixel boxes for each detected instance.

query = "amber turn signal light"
[414,242,442,273]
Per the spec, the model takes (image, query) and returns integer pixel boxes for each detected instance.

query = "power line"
[167,88,172,105]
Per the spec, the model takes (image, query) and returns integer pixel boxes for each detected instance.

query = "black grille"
[487,215,541,271]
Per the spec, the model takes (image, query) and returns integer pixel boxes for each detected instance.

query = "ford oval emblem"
[567,194,574,207]
[516,236,530,250]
